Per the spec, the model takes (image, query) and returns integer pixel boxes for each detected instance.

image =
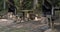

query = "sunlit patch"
[0,19,8,21]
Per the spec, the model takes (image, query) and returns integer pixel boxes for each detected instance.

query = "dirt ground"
[0,19,49,32]
[0,19,60,32]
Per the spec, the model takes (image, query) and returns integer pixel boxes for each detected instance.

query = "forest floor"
[0,19,59,32]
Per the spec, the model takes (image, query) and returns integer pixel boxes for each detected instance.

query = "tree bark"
[20,0,24,10]
[33,0,38,10]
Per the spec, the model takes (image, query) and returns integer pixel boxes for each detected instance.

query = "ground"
[0,19,60,32]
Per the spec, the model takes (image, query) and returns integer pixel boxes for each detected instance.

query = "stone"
[44,29,57,32]
[21,20,24,22]
[0,19,14,26]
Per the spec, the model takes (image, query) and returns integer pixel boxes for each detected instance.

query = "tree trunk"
[20,0,23,10]
[33,0,38,10]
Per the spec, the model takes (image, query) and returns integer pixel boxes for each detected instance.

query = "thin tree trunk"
[33,0,38,10]
[52,6,54,16]
[3,0,6,10]
[20,0,23,10]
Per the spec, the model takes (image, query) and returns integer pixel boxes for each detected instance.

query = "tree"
[0,0,8,15]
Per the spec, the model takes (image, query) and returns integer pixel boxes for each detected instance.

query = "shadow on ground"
[54,25,60,30]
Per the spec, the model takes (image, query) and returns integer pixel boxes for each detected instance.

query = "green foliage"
[55,0,60,7]
[23,0,33,10]
[0,0,4,11]
[14,0,20,9]
[38,0,42,10]
[0,0,8,15]
[0,0,60,15]
[50,0,60,7]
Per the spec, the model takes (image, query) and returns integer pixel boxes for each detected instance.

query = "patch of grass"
[10,27,32,32]
[0,26,32,32]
